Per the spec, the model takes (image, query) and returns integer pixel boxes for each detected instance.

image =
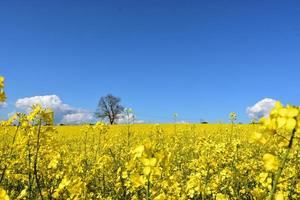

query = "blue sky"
[1,0,300,123]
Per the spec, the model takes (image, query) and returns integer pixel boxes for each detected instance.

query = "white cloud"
[61,112,94,124]
[116,113,144,124]
[246,98,277,121]
[0,102,7,108]
[15,95,71,112]
[176,120,189,124]
[15,95,95,124]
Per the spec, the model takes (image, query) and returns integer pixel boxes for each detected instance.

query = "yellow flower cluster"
[1,76,300,199]
[116,143,165,199]
[0,76,6,102]
[2,121,300,199]
[260,101,299,133]
[229,112,237,122]
[262,153,279,172]
[0,188,9,200]
[255,101,300,200]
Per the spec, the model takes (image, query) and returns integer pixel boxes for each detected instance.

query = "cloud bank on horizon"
[15,95,95,124]
[246,98,277,121]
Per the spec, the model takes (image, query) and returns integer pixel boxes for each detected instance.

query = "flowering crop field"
[1,121,300,200]
[1,76,300,200]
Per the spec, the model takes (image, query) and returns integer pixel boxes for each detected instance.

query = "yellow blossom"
[263,153,279,172]
[0,76,4,88]
[250,132,267,144]
[275,191,285,200]
[0,188,10,200]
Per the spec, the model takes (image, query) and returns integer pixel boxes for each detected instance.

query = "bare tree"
[95,94,124,124]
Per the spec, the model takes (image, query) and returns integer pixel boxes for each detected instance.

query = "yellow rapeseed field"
[1,76,300,200]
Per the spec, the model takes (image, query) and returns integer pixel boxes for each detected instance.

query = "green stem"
[270,129,296,200]
[146,176,151,200]
[34,119,44,200]
[28,133,32,200]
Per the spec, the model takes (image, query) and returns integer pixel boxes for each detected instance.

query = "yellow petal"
[275,191,284,200]
[260,117,270,127]
[275,101,283,109]
[287,107,299,118]
[141,158,150,166]
[143,166,151,175]
[122,171,128,179]
[0,76,4,88]
[250,132,267,144]
[0,187,10,200]
[258,137,267,144]
[269,118,277,130]
[149,158,157,167]
[152,167,161,176]
[263,153,279,172]
[279,108,287,117]
[286,118,296,131]
[270,109,278,117]
[133,145,144,158]
[131,175,146,187]
[277,117,286,129]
